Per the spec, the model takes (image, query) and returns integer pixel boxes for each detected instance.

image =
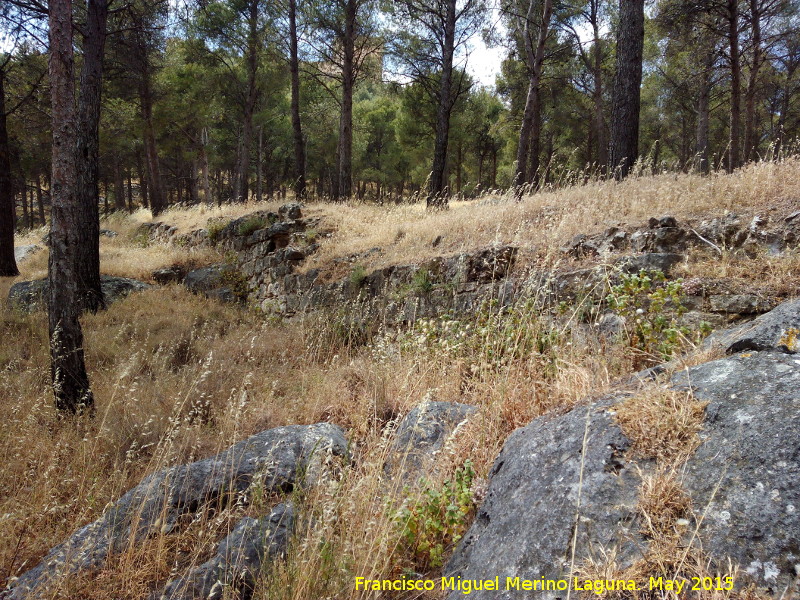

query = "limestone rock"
[152,265,188,285]
[8,275,152,312]
[156,504,294,600]
[672,351,800,592]
[278,202,302,220]
[708,294,773,315]
[385,401,477,478]
[705,297,800,353]
[444,397,642,600]
[7,423,347,599]
[184,263,242,303]
[445,304,800,598]
[616,252,683,275]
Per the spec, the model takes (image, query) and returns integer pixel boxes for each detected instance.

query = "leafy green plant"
[220,267,249,302]
[606,270,709,362]
[410,267,435,296]
[236,216,268,237]
[350,264,368,287]
[395,460,476,570]
[207,219,228,245]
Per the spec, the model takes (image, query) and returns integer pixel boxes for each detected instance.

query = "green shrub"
[410,268,434,296]
[350,264,368,287]
[606,270,710,362]
[207,220,228,245]
[395,460,476,570]
[236,215,268,237]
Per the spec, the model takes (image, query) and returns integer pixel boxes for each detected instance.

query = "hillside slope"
[2,161,800,600]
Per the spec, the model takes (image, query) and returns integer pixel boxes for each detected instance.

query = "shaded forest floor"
[2,160,800,599]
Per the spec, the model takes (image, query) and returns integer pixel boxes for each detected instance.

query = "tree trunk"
[200,132,212,205]
[289,0,306,198]
[75,0,108,312]
[591,2,607,169]
[608,0,645,179]
[136,150,148,209]
[427,0,457,208]
[0,67,18,276]
[127,167,134,211]
[256,125,263,203]
[743,0,761,162]
[21,185,29,229]
[48,0,94,414]
[515,0,553,190]
[114,157,126,211]
[141,64,165,215]
[234,1,259,204]
[335,0,356,201]
[727,0,741,171]
[696,44,714,174]
[36,174,46,225]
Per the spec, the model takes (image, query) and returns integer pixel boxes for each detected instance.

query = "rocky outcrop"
[564,211,800,259]
[385,401,477,479]
[672,351,800,590]
[184,263,244,303]
[705,298,800,353]
[156,504,294,600]
[137,210,790,326]
[7,423,347,599]
[444,298,800,599]
[444,396,643,600]
[152,264,188,285]
[7,275,152,312]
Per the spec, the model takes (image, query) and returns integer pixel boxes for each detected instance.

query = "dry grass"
[301,158,800,277]
[0,284,632,597]
[613,387,708,465]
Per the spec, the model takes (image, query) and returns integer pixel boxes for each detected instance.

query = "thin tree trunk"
[515,0,552,190]
[36,174,46,225]
[336,0,356,201]
[234,1,259,204]
[743,0,761,162]
[427,0,457,208]
[0,66,17,276]
[127,167,134,211]
[727,0,741,171]
[608,0,645,179]
[200,133,212,205]
[48,0,94,414]
[114,157,126,211]
[256,126,263,203]
[141,64,165,215]
[591,1,607,169]
[696,44,713,174]
[75,0,107,312]
[289,0,306,198]
[21,184,29,229]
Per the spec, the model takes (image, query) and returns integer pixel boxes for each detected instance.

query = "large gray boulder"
[156,503,294,600]
[385,401,477,479]
[672,351,800,591]
[705,298,800,353]
[445,325,800,598]
[444,397,643,600]
[7,423,347,599]
[7,275,152,312]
